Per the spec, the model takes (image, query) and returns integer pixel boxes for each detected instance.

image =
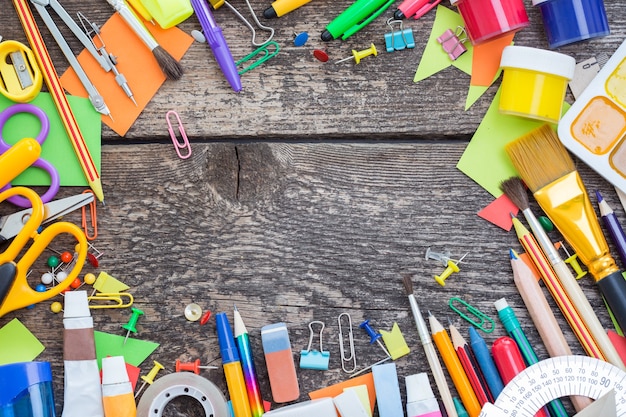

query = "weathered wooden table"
[3,0,626,415]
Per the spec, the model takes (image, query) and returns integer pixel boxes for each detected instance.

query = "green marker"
[321,0,395,41]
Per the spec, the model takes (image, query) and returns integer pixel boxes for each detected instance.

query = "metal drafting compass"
[479,355,626,417]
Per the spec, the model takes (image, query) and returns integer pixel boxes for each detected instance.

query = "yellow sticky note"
[380,323,410,360]
[93,271,130,294]
[343,385,372,417]
[0,318,45,365]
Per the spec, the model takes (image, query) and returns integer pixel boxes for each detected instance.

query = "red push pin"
[175,359,218,374]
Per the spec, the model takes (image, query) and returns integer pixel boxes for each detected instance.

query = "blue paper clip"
[449,297,495,333]
[300,321,330,370]
[166,110,191,159]
[384,18,415,52]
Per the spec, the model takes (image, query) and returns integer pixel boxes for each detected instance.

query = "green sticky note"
[0,92,101,186]
[94,331,159,369]
[0,318,45,365]
[413,5,473,83]
[456,86,570,198]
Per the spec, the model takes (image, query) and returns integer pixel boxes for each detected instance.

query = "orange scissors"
[0,186,87,318]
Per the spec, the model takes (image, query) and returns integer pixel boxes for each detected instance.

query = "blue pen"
[468,326,504,399]
[191,0,242,92]
[321,0,395,41]
[495,298,568,417]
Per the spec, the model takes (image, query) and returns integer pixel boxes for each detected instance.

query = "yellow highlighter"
[137,0,194,28]
[0,137,41,188]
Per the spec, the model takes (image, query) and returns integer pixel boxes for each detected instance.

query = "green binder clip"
[300,321,330,370]
[449,297,495,333]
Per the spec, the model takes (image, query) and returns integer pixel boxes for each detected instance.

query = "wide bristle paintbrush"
[505,124,626,334]
[105,0,184,80]
[501,176,624,371]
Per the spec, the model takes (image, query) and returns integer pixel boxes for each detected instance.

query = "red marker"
[492,337,549,417]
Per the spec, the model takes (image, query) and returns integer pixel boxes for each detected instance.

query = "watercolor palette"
[559,39,626,194]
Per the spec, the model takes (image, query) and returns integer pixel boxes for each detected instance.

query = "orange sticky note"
[308,373,376,414]
[470,34,514,87]
[477,193,519,231]
[60,13,193,136]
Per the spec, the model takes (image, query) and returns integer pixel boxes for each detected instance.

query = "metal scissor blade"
[0,193,94,241]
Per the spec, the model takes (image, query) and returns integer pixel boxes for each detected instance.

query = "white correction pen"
[405,373,442,417]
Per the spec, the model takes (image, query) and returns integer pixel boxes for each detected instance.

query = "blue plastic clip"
[300,321,330,370]
[384,18,415,52]
[449,297,495,333]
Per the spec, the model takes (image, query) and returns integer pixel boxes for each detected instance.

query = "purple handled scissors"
[0,103,60,207]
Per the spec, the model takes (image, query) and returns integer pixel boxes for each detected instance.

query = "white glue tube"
[62,291,104,417]
[102,356,137,417]
[405,373,442,417]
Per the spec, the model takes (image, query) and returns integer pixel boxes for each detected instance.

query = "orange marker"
[11,0,104,202]
[429,313,481,417]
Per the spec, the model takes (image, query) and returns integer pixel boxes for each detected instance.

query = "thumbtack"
[425,247,454,267]
[335,44,378,64]
[434,252,468,286]
[359,319,392,358]
[294,31,309,47]
[135,361,164,398]
[175,359,219,374]
[122,307,144,345]
[559,241,587,279]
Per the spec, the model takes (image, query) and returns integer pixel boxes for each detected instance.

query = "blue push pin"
[360,319,391,358]
[294,32,309,47]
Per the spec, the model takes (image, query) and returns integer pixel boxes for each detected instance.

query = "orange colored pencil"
[11,0,104,202]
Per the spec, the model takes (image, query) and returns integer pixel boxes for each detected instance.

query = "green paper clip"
[236,41,280,75]
[449,297,495,333]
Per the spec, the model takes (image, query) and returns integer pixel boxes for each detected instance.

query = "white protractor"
[479,355,626,417]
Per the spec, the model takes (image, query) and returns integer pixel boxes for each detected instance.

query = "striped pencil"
[11,0,104,202]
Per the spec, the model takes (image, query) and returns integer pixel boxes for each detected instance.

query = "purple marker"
[191,0,242,92]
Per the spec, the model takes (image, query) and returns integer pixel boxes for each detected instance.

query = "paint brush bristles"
[505,124,575,193]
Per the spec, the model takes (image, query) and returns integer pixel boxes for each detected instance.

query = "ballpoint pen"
[216,312,253,417]
[393,0,442,20]
[321,0,395,41]
[191,0,242,92]
[234,306,265,417]
[402,276,457,417]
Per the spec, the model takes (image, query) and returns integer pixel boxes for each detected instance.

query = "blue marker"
[468,326,504,399]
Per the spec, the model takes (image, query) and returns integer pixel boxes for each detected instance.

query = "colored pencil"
[11,0,104,202]
[449,324,491,406]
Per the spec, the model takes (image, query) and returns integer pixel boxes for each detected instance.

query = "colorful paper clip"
[208,0,274,46]
[236,41,280,75]
[166,110,191,159]
[87,292,134,309]
[384,18,415,52]
[437,26,468,61]
[449,297,495,333]
[300,321,330,370]
[81,189,97,241]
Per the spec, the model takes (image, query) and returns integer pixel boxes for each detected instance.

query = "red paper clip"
[81,189,97,241]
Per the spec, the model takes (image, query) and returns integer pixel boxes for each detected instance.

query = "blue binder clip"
[384,18,415,52]
[299,321,330,370]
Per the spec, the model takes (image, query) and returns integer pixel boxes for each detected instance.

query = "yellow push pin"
[434,252,468,286]
[134,360,164,398]
[559,241,587,279]
[335,43,378,64]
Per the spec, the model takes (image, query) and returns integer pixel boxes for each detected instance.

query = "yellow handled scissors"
[0,186,87,318]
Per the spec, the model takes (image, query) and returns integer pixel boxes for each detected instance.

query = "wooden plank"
[4,142,620,415]
[4,1,626,139]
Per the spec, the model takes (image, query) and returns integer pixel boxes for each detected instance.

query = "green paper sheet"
[94,330,159,369]
[0,92,101,186]
[456,86,570,198]
[0,318,45,365]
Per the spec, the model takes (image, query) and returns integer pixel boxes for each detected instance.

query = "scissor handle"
[0,103,60,207]
[0,187,87,318]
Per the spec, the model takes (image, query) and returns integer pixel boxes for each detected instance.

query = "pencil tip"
[595,190,604,202]
[509,248,517,259]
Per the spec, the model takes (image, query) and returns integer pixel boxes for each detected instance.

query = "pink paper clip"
[166,110,191,159]
[437,27,468,61]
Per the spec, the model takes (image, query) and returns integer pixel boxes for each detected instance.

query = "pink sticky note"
[477,194,519,230]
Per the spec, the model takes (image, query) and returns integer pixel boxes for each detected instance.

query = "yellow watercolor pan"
[559,38,626,194]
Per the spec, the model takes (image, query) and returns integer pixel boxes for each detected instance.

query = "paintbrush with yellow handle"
[505,124,626,335]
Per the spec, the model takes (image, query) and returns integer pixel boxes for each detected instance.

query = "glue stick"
[102,356,137,417]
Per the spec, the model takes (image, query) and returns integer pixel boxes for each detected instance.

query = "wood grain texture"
[3,0,626,139]
[2,142,623,416]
